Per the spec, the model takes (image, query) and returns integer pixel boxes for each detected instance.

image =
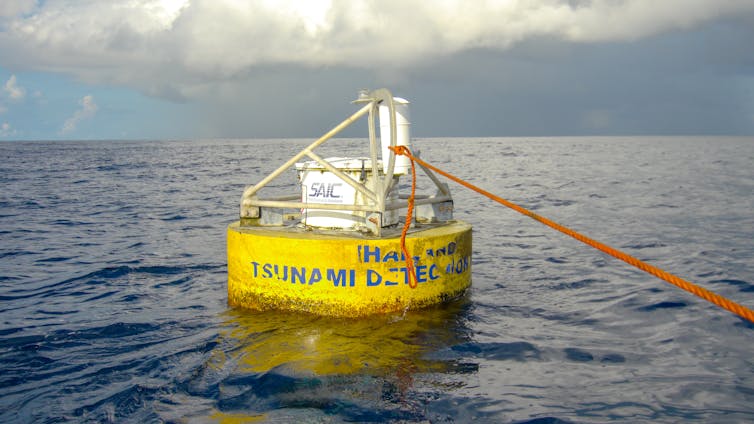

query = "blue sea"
[1,136,753,423]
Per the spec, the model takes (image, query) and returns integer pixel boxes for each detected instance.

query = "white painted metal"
[296,158,399,229]
[379,97,411,175]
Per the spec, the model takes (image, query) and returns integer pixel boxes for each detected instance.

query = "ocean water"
[1,136,752,423]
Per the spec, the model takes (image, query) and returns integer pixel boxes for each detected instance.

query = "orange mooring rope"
[389,145,754,324]
[399,149,418,289]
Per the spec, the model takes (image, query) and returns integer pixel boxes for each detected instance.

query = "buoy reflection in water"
[199,297,475,421]
[221,295,474,376]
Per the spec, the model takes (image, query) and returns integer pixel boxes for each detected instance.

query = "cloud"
[0,122,15,137]
[0,0,35,18]
[60,95,98,135]
[583,109,612,130]
[1,0,753,101]
[3,74,25,100]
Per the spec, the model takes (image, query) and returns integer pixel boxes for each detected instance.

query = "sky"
[1,0,754,140]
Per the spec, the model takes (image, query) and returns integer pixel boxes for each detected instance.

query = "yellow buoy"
[227,88,472,316]
[227,220,471,317]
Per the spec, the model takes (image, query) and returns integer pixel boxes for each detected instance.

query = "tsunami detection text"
[248,242,470,287]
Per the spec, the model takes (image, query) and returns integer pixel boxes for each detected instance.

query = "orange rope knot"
[390,145,411,156]
[389,145,418,289]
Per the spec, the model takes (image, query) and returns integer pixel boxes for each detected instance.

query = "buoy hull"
[227,220,472,317]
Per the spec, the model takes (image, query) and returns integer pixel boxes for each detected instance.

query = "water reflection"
[221,295,475,376]
[208,296,477,421]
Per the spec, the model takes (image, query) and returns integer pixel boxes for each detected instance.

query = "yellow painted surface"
[227,220,472,317]
[209,411,266,424]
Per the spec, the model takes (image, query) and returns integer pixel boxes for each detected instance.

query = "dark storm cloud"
[198,20,754,137]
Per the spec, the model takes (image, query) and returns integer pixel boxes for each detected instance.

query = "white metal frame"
[239,88,452,235]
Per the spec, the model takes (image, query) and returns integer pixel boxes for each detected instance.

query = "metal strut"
[239,89,455,236]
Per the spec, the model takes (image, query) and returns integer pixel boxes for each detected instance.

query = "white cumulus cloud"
[1,0,753,101]
[4,75,26,100]
[0,122,15,137]
[60,95,98,135]
[0,0,36,18]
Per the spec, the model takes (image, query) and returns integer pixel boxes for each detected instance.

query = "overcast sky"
[1,0,754,140]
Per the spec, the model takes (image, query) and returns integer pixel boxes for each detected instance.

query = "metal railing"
[239,88,453,236]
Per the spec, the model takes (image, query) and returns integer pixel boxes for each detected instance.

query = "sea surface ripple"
[1,137,752,423]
